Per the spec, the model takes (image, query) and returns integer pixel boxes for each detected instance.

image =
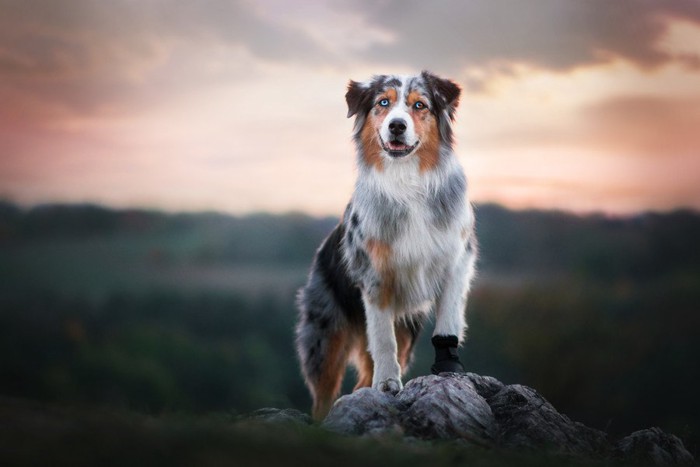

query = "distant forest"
[0,201,698,453]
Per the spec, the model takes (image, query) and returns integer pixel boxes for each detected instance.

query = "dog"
[295,71,477,420]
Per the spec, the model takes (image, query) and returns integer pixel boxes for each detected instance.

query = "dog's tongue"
[388,141,409,150]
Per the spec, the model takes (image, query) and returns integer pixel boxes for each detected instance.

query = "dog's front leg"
[431,249,473,374]
[364,299,402,395]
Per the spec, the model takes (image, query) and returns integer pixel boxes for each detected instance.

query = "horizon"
[3,197,698,221]
[2,1,700,216]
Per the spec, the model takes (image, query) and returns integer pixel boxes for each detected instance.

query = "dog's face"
[346,71,461,171]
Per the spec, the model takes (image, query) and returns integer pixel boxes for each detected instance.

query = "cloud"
[3,0,700,124]
[335,0,700,76]
[2,0,700,214]
[0,0,329,71]
[0,0,332,124]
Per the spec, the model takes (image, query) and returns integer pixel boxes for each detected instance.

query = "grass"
[0,396,633,467]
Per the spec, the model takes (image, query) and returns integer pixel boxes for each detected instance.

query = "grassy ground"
[0,396,635,467]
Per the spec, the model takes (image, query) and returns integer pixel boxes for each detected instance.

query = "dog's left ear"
[422,71,461,121]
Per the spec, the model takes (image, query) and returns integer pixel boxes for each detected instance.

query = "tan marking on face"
[360,118,383,171]
[406,91,441,172]
[365,238,395,309]
[407,91,423,108]
[385,88,397,104]
[372,88,397,119]
[359,87,403,171]
[359,88,400,171]
[416,121,440,172]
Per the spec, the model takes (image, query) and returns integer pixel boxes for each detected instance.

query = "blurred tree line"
[0,201,698,452]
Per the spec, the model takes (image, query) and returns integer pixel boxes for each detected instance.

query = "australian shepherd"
[296,71,477,420]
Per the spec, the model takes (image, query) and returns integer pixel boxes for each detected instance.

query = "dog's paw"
[375,378,402,395]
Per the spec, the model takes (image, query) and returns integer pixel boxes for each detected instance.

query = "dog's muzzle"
[380,118,418,158]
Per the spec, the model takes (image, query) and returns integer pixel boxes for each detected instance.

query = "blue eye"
[413,101,426,110]
[378,99,390,107]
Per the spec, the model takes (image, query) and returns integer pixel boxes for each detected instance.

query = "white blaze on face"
[379,79,419,149]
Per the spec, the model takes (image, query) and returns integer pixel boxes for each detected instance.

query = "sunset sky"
[1,0,700,216]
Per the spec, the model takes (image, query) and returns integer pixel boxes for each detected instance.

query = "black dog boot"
[430,335,465,374]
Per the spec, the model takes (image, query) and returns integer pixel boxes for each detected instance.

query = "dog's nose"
[388,119,407,136]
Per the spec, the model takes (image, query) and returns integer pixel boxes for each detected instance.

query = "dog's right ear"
[345,80,374,118]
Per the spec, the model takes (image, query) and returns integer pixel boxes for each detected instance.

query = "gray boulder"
[488,383,608,456]
[397,374,495,446]
[615,427,694,466]
[320,373,694,466]
[322,388,404,436]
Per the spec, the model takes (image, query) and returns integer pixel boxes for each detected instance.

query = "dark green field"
[1,395,630,467]
[1,201,699,461]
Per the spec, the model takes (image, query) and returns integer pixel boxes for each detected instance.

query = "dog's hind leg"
[308,329,350,421]
[295,282,351,421]
[297,221,370,419]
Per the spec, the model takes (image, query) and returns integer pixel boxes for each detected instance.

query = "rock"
[614,427,695,466]
[319,373,694,466]
[462,372,505,400]
[397,374,495,446]
[246,407,312,425]
[322,388,404,436]
[488,383,609,457]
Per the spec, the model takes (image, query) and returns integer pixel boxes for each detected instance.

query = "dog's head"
[346,71,460,171]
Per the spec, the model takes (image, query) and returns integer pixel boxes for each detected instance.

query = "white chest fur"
[347,156,473,314]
